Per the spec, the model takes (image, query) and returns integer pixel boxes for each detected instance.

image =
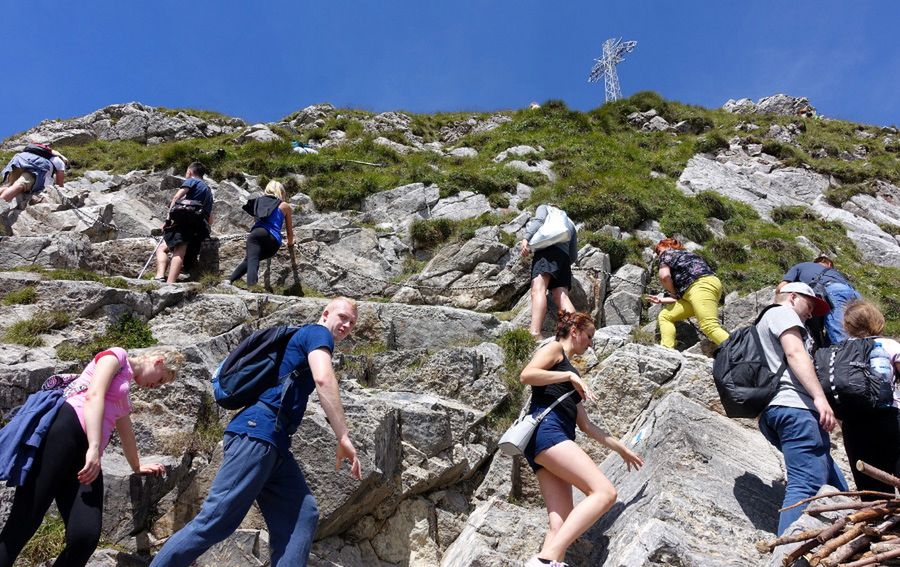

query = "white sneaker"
[524,557,568,567]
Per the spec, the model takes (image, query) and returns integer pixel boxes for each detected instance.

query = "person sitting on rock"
[520,310,643,567]
[756,282,848,535]
[154,161,214,283]
[520,204,577,340]
[0,143,67,234]
[0,346,184,567]
[647,237,729,349]
[225,180,294,288]
[777,254,859,347]
[838,300,900,496]
[149,297,363,567]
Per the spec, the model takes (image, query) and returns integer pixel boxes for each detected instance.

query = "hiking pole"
[137,237,164,279]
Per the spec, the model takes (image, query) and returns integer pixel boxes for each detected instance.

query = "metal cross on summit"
[588,38,638,103]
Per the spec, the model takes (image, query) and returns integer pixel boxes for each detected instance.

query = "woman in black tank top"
[519,311,644,567]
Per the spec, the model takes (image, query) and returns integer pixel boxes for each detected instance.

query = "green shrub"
[695,132,729,155]
[824,183,876,207]
[3,311,70,347]
[488,192,510,209]
[584,232,630,272]
[723,216,748,235]
[772,206,818,224]
[695,192,735,220]
[2,286,37,306]
[410,218,453,249]
[497,328,535,373]
[659,209,712,243]
[708,239,749,264]
[56,312,157,364]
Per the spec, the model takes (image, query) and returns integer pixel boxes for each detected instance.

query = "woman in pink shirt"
[0,346,184,567]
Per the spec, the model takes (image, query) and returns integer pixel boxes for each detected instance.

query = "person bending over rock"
[149,297,363,567]
[226,180,294,287]
[520,204,577,340]
[520,310,643,567]
[154,161,214,283]
[0,143,67,234]
[0,346,184,567]
[647,237,729,349]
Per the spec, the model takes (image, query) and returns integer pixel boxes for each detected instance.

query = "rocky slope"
[1,94,897,566]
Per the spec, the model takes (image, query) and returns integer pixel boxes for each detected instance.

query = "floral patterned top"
[658,249,715,297]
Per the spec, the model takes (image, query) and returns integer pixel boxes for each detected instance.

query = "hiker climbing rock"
[519,310,642,567]
[647,237,729,349]
[520,204,578,340]
[0,143,67,234]
[225,180,294,288]
[0,347,184,567]
[778,254,860,346]
[149,298,362,567]
[756,282,848,534]
[153,161,214,284]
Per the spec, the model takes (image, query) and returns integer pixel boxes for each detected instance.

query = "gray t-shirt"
[757,305,816,411]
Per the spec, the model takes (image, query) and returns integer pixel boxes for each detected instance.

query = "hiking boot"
[524,557,569,567]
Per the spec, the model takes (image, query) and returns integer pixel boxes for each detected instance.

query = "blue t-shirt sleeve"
[278,325,334,377]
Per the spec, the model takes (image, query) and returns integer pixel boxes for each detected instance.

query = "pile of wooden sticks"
[758,461,900,567]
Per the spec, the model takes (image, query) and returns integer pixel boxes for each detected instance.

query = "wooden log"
[871,541,900,554]
[856,460,900,491]
[821,516,900,567]
[784,518,851,567]
[757,527,826,553]
[848,506,895,524]
[781,491,897,512]
[807,501,890,514]
[838,546,900,567]
[811,524,866,565]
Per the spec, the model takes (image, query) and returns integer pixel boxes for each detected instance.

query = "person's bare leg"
[535,468,574,559]
[551,287,575,314]
[167,244,188,283]
[0,174,29,203]
[529,274,551,338]
[534,441,617,561]
[154,243,170,279]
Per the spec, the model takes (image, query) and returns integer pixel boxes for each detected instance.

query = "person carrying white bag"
[520,204,578,339]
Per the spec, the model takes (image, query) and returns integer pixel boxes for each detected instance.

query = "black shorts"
[163,220,209,249]
[531,246,572,290]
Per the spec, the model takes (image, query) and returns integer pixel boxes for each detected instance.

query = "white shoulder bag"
[498,390,577,456]
[528,206,572,250]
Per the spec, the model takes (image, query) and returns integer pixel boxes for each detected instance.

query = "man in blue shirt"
[150,297,362,567]
[777,255,860,346]
[154,161,214,283]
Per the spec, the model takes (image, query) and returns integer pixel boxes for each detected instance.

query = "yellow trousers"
[658,275,729,348]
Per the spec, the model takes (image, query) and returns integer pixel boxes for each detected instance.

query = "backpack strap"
[535,390,578,422]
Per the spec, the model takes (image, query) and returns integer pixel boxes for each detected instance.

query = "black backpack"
[168,198,206,227]
[22,143,54,160]
[211,325,302,410]
[814,338,891,420]
[712,304,786,418]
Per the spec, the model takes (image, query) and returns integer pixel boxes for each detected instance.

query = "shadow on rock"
[732,471,784,533]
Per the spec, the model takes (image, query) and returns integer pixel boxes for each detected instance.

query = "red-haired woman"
[520,311,643,567]
[647,237,729,349]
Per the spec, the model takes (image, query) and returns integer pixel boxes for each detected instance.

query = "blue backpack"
[212,325,302,410]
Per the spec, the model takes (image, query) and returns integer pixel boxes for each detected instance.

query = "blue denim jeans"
[823,282,861,345]
[759,405,849,535]
[149,433,318,567]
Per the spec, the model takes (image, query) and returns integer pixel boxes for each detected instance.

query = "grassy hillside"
[3,92,897,332]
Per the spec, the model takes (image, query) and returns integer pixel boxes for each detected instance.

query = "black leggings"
[842,407,900,498]
[229,227,280,286]
[0,403,104,567]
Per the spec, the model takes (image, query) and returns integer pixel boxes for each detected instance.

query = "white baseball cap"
[781,282,830,316]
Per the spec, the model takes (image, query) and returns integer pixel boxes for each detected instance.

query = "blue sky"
[3,1,897,140]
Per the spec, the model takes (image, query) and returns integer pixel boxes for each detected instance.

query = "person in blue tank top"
[226,180,294,287]
[520,311,644,567]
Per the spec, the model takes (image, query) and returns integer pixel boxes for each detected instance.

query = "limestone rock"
[234,124,281,144]
[431,192,492,221]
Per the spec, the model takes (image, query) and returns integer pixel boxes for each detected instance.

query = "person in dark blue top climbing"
[520,310,644,567]
[149,297,362,567]
[154,161,214,283]
[226,180,294,287]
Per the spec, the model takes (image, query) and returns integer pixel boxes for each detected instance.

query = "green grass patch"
[20,514,66,566]
[13,266,129,288]
[2,285,37,305]
[3,311,70,347]
[55,312,157,364]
